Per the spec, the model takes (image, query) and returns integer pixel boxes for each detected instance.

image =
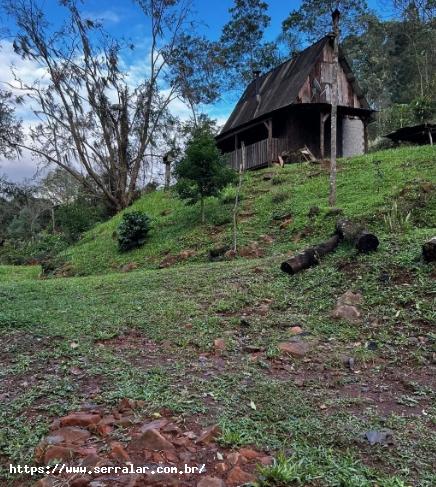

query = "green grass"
[65,145,436,275]
[0,265,40,282]
[0,145,435,486]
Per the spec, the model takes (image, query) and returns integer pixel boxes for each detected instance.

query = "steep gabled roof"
[219,37,330,136]
[218,35,370,138]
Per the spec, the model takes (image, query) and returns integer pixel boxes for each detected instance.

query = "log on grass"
[336,219,379,253]
[422,237,436,262]
[281,234,340,275]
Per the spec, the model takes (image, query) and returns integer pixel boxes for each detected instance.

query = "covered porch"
[228,137,288,170]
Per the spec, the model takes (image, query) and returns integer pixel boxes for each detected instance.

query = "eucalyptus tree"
[2,0,212,212]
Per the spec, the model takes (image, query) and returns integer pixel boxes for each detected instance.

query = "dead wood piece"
[336,219,379,253]
[422,237,436,262]
[281,234,340,275]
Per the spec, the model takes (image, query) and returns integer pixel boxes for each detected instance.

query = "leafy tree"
[281,0,370,50]
[175,124,235,223]
[2,0,213,212]
[0,90,22,158]
[219,0,281,93]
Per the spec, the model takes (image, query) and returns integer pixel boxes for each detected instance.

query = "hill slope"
[0,145,435,486]
[65,145,436,275]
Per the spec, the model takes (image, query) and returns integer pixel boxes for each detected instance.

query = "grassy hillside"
[65,145,436,275]
[0,145,435,486]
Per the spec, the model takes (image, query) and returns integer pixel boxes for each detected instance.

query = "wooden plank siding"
[228,138,288,170]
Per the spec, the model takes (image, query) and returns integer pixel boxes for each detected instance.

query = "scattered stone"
[158,254,179,269]
[239,448,261,460]
[259,456,274,466]
[45,427,91,446]
[197,477,226,487]
[214,338,226,353]
[179,249,196,260]
[337,290,363,306]
[43,445,81,463]
[238,242,263,258]
[364,429,394,446]
[121,262,138,273]
[259,234,274,244]
[278,341,311,357]
[196,424,221,445]
[222,249,236,260]
[132,428,174,451]
[110,441,131,463]
[289,326,303,335]
[60,412,101,428]
[227,466,255,485]
[331,305,361,322]
[263,172,274,181]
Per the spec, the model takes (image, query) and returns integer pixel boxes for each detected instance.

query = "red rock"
[139,419,169,433]
[131,428,174,451]
[117,415,135,427]
[60,412,101,428]
[214,338,226,352]
[289,326,303,335]
[43,445,79,463]
[227,452,245,465]
[227,466,255,485]
[196,424,221,444]
[110,441,131,463]
[35,478,56,487]
[239,447,261,460]
[197,477,226,487]
[81,453,107,468]
[46,427,91,445]
[96,422,113,437]
[118,398,136,411]
[259,455,274,465]
[278,341,311,357]
[70,478,91,487]
[164,450,178,463]
[215,462,228,473]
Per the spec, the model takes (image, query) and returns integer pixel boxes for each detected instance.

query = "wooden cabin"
[216,35,374,170]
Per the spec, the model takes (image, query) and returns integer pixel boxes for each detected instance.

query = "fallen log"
[336,219,379,253]
[281,234,340,275]
[422,237,436,262]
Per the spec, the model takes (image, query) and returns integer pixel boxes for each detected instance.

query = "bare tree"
[3,0,199,212]
[0,89,22,158]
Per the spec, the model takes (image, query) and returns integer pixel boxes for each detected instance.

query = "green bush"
[117,211,151,252]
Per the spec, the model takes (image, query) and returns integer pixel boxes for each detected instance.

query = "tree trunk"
[329,11,340,207]
[422,237,436,262]
[281,234,340,275]
[336,219,379,253]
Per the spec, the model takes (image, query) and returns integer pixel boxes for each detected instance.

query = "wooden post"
[329,9,340,207]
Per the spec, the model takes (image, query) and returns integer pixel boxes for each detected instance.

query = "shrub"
[56,202,105,243]
[117,211,151,252]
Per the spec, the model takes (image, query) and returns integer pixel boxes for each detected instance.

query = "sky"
[0,0,395,182]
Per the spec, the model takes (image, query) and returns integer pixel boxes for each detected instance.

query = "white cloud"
[82,10,122,24]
